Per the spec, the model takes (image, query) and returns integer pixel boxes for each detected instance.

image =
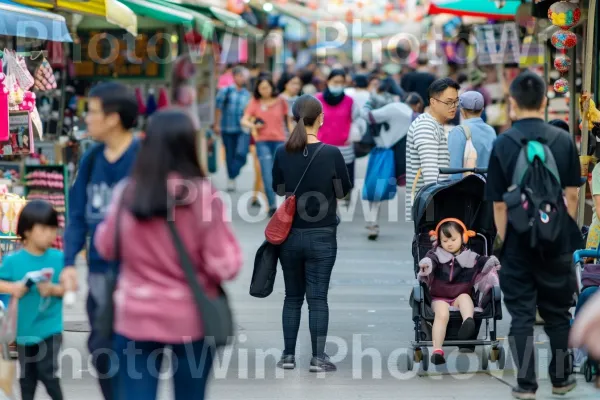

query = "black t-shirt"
[400,71,436,107]
[485,118,582,256]
[272,143,352,229]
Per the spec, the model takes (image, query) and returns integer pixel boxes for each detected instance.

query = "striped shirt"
[405,113,450,222]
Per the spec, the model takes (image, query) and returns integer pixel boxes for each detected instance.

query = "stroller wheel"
[480,347,489,371]
[400,349,414,372]
[584,359,594,383]
[497,347,506,370]
[421,347,430,372]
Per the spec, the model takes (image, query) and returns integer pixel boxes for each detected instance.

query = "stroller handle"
[439,167,488,175]
[573,249,600,264]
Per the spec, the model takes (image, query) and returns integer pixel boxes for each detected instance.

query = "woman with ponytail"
[271,95,352,373]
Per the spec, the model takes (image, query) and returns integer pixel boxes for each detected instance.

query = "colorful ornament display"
[548,1,581,30]
[554,55,571,74]
[554,78,569,94]
[551,29,577,50]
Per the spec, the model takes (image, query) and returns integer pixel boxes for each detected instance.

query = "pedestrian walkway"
[28,157,597,399]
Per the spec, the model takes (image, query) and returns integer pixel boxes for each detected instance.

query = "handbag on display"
[264,143,325,245]
[167,220,234,348]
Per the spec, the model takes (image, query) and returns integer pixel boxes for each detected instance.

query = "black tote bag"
[166,220,234,348]
[250,241,279,298]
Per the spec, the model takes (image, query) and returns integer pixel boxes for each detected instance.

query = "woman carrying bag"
[271,95,352,372]
[94,110,242,400]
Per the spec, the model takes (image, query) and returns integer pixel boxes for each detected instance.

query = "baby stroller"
[573,249,600,383]
[408,168,504,372]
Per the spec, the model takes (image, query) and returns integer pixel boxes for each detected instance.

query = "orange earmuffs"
[429,218,476,244]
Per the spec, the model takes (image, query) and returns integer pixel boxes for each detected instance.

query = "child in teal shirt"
[0,200,65,400]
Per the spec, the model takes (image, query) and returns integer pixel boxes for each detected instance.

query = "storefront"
[0,0,73,252]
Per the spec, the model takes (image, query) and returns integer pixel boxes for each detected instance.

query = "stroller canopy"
[412,174,494,236]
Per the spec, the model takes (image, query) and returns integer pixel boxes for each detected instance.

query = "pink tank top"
[316,93,353,146]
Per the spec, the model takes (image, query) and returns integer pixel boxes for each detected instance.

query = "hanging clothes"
[145,91,157,116]
[157,87,169,109]
[135,88,146,115]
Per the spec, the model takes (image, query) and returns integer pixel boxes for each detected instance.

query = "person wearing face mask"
[316,69,362,198]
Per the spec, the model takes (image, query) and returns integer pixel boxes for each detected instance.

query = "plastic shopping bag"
[362,147,397,202]
[0,299,17,346]
[0,355,15,399]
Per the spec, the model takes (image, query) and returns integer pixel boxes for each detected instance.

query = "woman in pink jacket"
[95,109,242,400]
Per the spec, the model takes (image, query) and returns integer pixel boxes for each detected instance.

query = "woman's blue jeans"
[113,334,213,400]
[256,141,284,209]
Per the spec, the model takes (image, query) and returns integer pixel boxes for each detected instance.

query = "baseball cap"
[459,91,485,112]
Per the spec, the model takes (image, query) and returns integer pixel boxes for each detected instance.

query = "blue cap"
[459,91,485,112]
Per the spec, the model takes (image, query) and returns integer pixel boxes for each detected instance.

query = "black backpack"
[502,130,568,250]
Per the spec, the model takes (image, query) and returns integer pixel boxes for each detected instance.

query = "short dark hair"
[88,82,138,130]
[253,77,277,99]
[509,71,546,111]
[17,200,59,240]
[428,78,460,100]
[127,109,205,220]
[439,220,464,241]
[405,92,423,107]
[232,66,247,77]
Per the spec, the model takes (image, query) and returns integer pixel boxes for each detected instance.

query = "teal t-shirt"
[0,249,64,345]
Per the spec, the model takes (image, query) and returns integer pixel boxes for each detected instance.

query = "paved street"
[23,157,598,399]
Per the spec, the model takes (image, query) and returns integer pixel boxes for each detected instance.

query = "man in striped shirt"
[405,78,460,222]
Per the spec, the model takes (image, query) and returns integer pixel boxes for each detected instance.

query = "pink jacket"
[94,178,242,343]
[315,93,354,146]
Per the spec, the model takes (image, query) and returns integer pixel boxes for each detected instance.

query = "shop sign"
[73,30,169,80]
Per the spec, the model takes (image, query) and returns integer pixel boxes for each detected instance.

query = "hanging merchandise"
[548,2,580,98]
[157,88,169,109]
[145,90,157,116]
[0,64,8,142]
[135,88,146,115]
[554,54,571,73]
[33,59,57,92]
[46,41,65,69]
[551,29,577,49]
[554,77,569,94]
[548,1,581,30]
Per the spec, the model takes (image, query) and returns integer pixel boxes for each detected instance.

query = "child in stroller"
[418,218,501,366]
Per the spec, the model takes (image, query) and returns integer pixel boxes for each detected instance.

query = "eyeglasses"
[433,98,459,108]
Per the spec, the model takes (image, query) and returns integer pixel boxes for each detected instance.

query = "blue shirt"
[215,85,250,134]
[448,117,497,180]
[63,140,140,273]
[0,249,63,345]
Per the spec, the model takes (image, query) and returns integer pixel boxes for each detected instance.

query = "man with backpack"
[447,91,496,179]
[485,71,582,399]
[213,66,251,192]
[61,82,140,400]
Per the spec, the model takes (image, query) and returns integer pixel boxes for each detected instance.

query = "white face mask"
[328,85,344,96]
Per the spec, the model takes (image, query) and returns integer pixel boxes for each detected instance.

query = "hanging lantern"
[551,29,577,50]
[548,1,581,30]
[357,1,364,8]
[553,55,571,74]
[385,2,393,12]
[554,77,569,94]
[307,0,318,9]
[371,15,382,25]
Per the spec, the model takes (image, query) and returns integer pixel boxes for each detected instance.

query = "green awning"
[120,0,214,36]
[169,1,264,38]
